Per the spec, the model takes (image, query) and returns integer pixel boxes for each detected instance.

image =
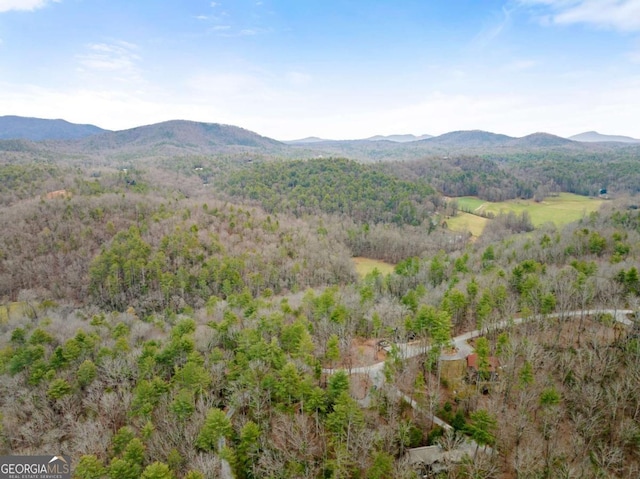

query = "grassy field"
[449,193,604,236]
[446,212,490,237]
[455,197,488,213]
[352,257,396,277]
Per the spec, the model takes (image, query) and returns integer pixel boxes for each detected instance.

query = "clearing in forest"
[352,257,396,277]
[445,211,489,237]
[450,192,604,236]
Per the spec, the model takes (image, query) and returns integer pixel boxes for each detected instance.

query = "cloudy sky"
[1,0,639,140]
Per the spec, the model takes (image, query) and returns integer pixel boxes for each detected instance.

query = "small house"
[466,353,500,384]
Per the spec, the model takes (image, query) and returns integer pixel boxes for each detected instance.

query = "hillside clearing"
[450,193,604,236]
[445,211,490,237]
[352,257,396,277]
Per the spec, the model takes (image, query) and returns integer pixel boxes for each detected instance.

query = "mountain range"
[284,134,433,144]
[1,116,640,160]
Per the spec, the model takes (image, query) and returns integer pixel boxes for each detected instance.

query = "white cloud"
[0,0,58,13]
[76,41,143,85]
[519,0,640,31]
[264,77,640,140]
[2,58,640,141]
[0,82,227,131]
[78,42,139,71]
[185,72,277,105]
[473,6,513,48]
[2,80,639,140]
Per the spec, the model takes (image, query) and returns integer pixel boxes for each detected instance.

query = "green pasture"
[449,193,604,236]
[446,212,490,237]
[455,197,488,213]
[352,257,396,278]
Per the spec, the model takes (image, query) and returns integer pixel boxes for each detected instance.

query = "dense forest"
[381,156,536,202]
[1,123,640,478]
[218,158,437,226]
[383,151,640,202]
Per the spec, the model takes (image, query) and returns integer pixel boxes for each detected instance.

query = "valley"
[1,117,640,478]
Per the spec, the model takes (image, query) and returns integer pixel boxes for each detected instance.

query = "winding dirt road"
[322,309,634,459]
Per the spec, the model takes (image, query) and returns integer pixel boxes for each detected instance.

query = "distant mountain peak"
[284,136,330,144]
[569,131,640,143]
[77,119,284,153]
[285,133,434,144]
[510,132,575,147]
[0,115,107,141]
[365,134,433,143]
[424,130,514,146]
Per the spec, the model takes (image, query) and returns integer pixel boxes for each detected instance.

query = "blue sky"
[1,0,639,140]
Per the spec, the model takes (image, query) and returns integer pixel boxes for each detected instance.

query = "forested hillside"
[504,152,640,197]
[1,122,640,478]
[0,192,358,312]
[384,156,535,202]
[218,158,437,225]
